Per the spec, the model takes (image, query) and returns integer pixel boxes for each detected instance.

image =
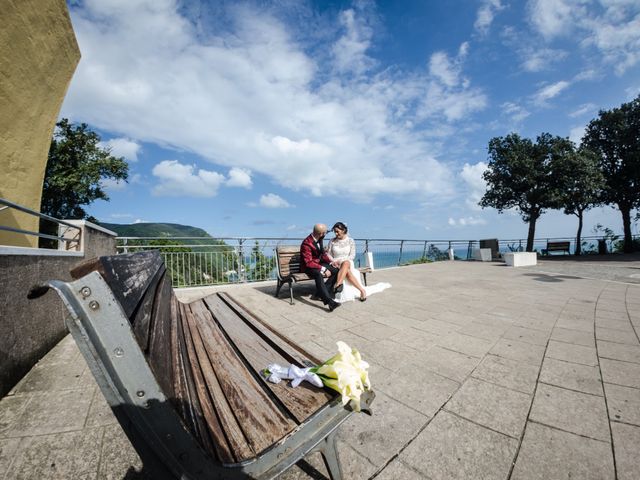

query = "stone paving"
[2,257,640,479]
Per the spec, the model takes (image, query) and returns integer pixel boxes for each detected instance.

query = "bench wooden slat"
[175,302,219,459]
[218,292,324,366]
[181,303,247,463]
[147,274,175,400]
[132,264,166,350]
[189,301,296,457]
[70,250,164,319]
[203,295,332,423]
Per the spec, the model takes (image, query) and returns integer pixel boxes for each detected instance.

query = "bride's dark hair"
[332,221,348,233]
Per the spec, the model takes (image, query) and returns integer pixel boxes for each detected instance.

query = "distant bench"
[31,251,374,479]
[275,245,371,305]
[542,241,571,255]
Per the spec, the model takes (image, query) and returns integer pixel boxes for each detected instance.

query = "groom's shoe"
[328,301,340,312]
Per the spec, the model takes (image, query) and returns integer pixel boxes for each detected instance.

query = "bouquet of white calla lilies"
[262,341,371,412]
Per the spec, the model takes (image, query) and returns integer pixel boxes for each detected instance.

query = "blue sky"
[61,0,640,240]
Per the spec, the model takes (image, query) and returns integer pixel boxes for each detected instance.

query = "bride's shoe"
[334,283,344,294]
[359,294,367,302]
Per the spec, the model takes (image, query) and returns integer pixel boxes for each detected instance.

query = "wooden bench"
[543,241,571,255]
[31,250,374,479]
[275,245,372,305]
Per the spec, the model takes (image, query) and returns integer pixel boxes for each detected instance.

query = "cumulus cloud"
[448,216,487,226]
[502,102,530,124]
[62,1,485,203]
[521,48,568,72]
[257,193,292,208]
[527,0,640,74]
[460,162,488,210]
[152,160,225,197]
[226,167,252,188]
[474,0,504,36]
[569,125,586,145]
[101,178,127,191]
[100,137,141,162]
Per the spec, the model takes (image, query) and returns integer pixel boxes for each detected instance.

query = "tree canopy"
[40,118,129,221]
[554,145,603,255]
[583,95,640,253]
[479,132,573,251]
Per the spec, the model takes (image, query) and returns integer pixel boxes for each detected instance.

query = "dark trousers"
[307,263,339,305]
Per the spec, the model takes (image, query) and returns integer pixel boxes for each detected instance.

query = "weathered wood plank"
[175,302,219,460]
[132,265,166,350]
[70,251,164,319]
[200,297,332,423]
[182,303,252,462]
[147,274,174,399]
[189,302,296,455]
[217,292,324,366]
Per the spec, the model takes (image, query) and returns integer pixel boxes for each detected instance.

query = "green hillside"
[99,222,211,238]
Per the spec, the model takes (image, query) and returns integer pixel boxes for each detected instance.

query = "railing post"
[238,239,245,283]
[398,240,404,266]
[123,238,128,254]
[423,241,428,259]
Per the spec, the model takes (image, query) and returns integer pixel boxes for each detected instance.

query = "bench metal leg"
[318,431,342,480]
[363,273,367,287]
[275,279,283,298]
[289,282,294,305]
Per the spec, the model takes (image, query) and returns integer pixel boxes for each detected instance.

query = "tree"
[554,145,604,255]
[583,95,640,253]
[40,118,128,223]
[480,133,573,252]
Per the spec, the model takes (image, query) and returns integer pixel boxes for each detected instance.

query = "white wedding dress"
[326,236,391,303]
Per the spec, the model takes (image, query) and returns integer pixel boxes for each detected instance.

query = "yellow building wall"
[0,0,80,247]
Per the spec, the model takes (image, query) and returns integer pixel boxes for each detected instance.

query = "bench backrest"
[69,251,334,465]
[547,241,570,250]
[276,245,303,279]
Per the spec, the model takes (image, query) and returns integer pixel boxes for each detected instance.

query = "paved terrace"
[1,256,640,479]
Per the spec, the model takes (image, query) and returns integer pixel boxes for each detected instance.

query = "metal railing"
[0,197,82,250]
[116,234,640,288]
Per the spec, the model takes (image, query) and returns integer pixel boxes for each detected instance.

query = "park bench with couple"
[276,222,391,311]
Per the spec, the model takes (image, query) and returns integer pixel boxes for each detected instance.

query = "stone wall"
[0,0,80,247]
[0,223,116,397]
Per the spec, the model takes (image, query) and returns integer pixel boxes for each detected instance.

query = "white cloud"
[62,2,485,203]
[101,178,127,191]
[448,216,487,226]
[521,48,568,72]
[109,213,134,219]
[331,8,375,75]
[532,80,571,105]
[626,85,640,99]
[474,0,504,36]
[100,137,141,162]
[502,102,530,123]
[569,125,586,145]
[151,160,225,197]
[226,167,252,188]
[460,162,488,210]
[569,103,596,118]
[527,0,640,74]
[258,193,291,208]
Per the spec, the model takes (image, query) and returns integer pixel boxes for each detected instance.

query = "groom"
[300,223,340,312]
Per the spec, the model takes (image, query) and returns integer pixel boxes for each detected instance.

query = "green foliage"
[101,222,211,238]
[109,222,237,286]
[247,241,276,281]
[41,119,129,221]
[583,95,640,252]
[553,145,604,255]
[480,132,573,251]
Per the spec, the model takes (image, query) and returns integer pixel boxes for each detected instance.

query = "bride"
[326,222,391,303]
